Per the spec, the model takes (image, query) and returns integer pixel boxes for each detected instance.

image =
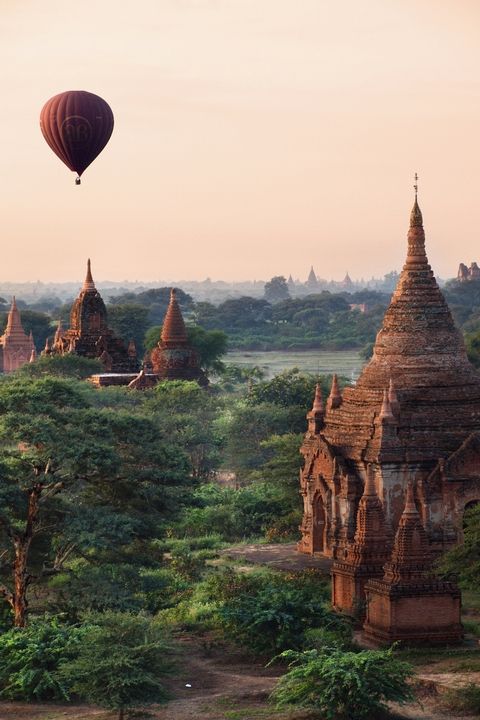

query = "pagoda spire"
[5,297,23,335]
[307,383,324,434]
[327,373,342,410]
[82,258,96,292]
[382,480,430,584]
[407,173,427,266]
[161,288,188,346]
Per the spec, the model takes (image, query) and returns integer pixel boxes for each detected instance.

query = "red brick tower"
[363,482,462,645]
[299,184,480,562]
[150,288,207,385]
[0,298,35,373]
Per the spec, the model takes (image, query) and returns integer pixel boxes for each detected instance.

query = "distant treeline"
[6,278,480,358]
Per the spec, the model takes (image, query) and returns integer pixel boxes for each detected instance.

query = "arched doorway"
[312,495,326,553]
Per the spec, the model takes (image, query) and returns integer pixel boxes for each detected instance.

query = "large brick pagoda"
[49,259,138,373]
[298,193,480,572]
[0,298,35,373]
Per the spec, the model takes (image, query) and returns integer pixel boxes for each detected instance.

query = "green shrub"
[0,618,84,701]
[303,624,353,651]
[169,546,207,581]
[178,482,297,541]
[59,612,172,720]
[271,647,414,720]
[441,683,480,715]
[265,509,303,542]
[210,568,340,655]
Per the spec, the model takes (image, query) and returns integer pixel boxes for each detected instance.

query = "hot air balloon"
[40,91,114,185]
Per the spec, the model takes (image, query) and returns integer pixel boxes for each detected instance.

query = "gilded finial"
[410,172,423,228]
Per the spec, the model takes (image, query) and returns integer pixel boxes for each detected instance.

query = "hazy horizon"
[2,1,480,282]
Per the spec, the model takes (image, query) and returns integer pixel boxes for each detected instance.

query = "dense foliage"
[0,618,83,701]
[438,503,480,587]
[59,612,171,719]
[271,647,414,720]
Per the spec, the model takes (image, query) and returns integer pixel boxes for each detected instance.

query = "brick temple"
[149,288,207,386]
[0,298,35,373]
[48,260,138,374]
[298,191,480,641]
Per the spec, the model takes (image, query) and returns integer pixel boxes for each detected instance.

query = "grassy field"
[226,349,364,380]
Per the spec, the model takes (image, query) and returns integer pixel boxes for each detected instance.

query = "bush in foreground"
[59,612,172,720]
[0,618,84,701]
[271,647,414,720]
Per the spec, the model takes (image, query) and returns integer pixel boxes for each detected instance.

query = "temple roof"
[161,288,188,347]
[321,195,480,463]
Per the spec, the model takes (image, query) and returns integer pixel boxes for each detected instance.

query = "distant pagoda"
[306,265,319,291]
[49,259,138,373]
[0,298,35,373]
[150,288,207,385]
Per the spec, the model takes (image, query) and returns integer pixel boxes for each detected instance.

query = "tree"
[438,503,480,587]
[465,330,480,368]
[264,276,290,304]
[144,324,228,373]
[109,287,194,326]
[247,368,330,414]
[17,354,103,379]
[59,612,171,719]
[0,376,189,626]
[106,303,150,354]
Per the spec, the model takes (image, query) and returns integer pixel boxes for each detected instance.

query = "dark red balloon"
[40,91,114,181]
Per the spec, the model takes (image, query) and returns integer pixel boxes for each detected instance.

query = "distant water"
[226,349,364,381]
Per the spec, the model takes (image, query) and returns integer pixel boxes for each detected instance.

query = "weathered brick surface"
[299,199,480,562]
[362,482,462,645]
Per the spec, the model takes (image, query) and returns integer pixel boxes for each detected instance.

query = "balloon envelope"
[40,91,114,178]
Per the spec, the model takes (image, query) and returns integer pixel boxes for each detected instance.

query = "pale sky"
[2,0,480,283]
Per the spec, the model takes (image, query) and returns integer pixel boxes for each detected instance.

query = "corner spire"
[327,373,342,410]
[363,464,377,496]
[403,480,418,516]
[379,389,394,421]
[307,383,324,434]
[82,258,96,292]
[388,378,400,415]
[312,383,323,413]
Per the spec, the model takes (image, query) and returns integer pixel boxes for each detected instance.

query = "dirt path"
[0,638,475,720]
[222,543,332,573]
